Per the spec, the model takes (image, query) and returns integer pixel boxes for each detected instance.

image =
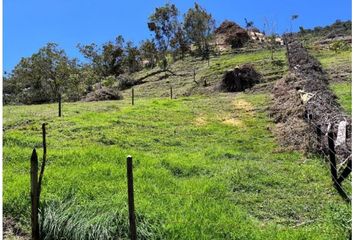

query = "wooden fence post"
[328,131,338,187]
[58,94,62,117]
[127,155,137,240]
[170,86,173,99]
[193,68,196,83]
[38,123,47,197]
[132,88,134,106]
[30,149,40,240]
[316,125,322,150]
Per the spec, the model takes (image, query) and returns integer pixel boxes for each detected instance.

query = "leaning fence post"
[328,131,338,187]
[132,88,134,106]
[38,123,47,197]
[30,149,40,240]
[127,155,137,240]
[58,94,62,117]
[316,124,322,150]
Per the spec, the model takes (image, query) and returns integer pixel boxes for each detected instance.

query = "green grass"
[3,93,351,239]
[310,49,351,70]
[203,49,287,82]
[123,49,287,100]
[310,48,352,115]
[330,82,352,115]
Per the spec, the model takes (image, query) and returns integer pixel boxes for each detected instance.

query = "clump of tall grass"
[40,195,162,240]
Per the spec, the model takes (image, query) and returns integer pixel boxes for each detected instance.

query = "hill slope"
[4,95,351,239]
[3,33,352,238]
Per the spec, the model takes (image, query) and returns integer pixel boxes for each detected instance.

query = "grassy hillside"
[4,41,352,239]
[124,49,287,99]
[4,92,351,239]
[312,49,352,115]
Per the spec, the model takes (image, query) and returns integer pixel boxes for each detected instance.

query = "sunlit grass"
[3,93,351,239]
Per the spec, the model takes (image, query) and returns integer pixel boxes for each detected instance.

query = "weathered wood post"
[307,114,313,151]
[132,88,134,106]
[30,149,39,240]
[127,155,137,240]
[193,68,196,83]
[170,86,173,99]
[58,94,62,117]
[328,131,338,187]
[316,125,322,150]
[38,123,47,197]
[337,123,353,183]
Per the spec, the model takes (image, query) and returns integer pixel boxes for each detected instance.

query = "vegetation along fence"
[307,114,352,202]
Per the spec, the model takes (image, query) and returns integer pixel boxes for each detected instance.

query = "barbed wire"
[307,119,352,155]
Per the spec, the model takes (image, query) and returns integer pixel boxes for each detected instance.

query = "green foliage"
[101,75,117,87]
[183,3,215,59]
[140,40,159,69]
[297,20,351,41]
[77,35,126,77]
[244,18,254,30]
[329,40,351,53]
[170,25,190,60]
[124,41,142,73]
[330,82,352,115]
[148,3,179,69]
[4,43,77,104]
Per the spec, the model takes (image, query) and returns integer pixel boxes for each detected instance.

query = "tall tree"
[183,3,215,59]
[78,35,125,77]
[124,41,142,73]
[140,39,158,68]
[244,18,255,31]
[148,3,179,70]
[290,14,299,33]
[264,18,279,60]
[7,43,77,104]
[170,24,190,60]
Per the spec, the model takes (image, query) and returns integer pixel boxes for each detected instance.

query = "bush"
[116,75,137,90]
[82,86,123,102]
[330,40,350,53]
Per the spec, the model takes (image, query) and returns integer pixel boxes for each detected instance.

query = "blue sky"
[4,0,352,72]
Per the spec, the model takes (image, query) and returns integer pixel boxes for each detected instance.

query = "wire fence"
[306,115,352,202]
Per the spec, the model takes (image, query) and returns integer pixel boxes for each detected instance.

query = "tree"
[140,39,158,68]
[170,24,190,60]
[290,14,299,33]
[244,18,254,31]
[148,3,179,70]
[124,41,142,73]
[78,35,125,77]
[7,43,77,104]
[264,18,278,60]
[183,3,215,59]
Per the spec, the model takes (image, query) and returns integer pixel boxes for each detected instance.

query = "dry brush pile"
[271,38,351,164]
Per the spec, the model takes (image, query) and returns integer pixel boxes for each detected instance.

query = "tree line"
[4,3,216,104]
